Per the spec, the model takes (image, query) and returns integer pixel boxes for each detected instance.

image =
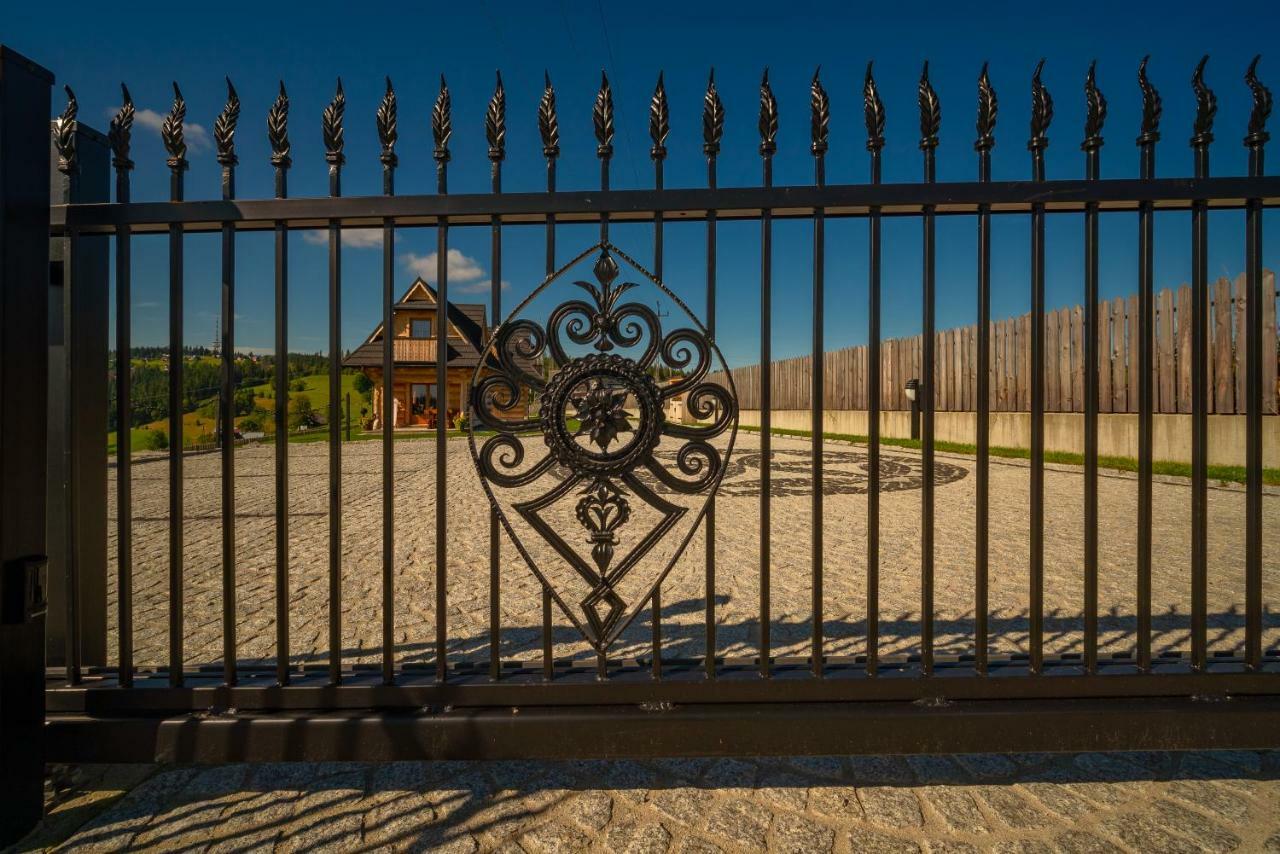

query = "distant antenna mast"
[212,316,221,355]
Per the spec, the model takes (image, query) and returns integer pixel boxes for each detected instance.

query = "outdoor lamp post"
[905,377,920,440]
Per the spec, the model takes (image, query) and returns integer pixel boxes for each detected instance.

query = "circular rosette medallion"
[466,243,738,652]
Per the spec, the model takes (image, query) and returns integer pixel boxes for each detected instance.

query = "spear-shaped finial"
[650,71,669,160]
[918,61,941,151]
[758,67,778,156]
[268,80,291,169]
[377,76,398,169]
[864,61,885,152]
[1082,60,1108,152]
[539,70,560,159]
[975,62,997,152]
[1244,55,1271,149]
[486,70,506,161]
[810,66,829,156]
[322,77,346,166]
[432,74,452,163]
[594,69,614,159]
[703,67,724,156]
[1029,58,1054,152]
[1137,55,1162,146]
[162,82,188,170]
[1191,55,1217,148]
[108,83,135,171]
[52,84,79,175]
[215,77,241,167]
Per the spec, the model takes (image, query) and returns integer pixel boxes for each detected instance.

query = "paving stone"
[921,787,990,835]
[806,785,864,821]
[603,819,672,854]
[1074,753,1157,782]
[519,819,591,853]
[701,758,758,792]
[858,786,924,829]
[990,841,1054,854]
[754,771,811,813]
[955,753,1019,780]
[674,837,724,854]
[360,790,436,849]
[275,787,365,853]
[1165,779,1252,823]
[648,787,715,827]
[907,755,966,784]
[770,813,835,853]
[646,757,715,782]
[560,790,612,832]
[1053,830,1125,854]
[926,842,978,854]
[178,764,252,802]
[1151,799,1242,853]
[1263,830,1280,852]
[1020,782,1095,821]
[975,785,1050,830]
[1101,813,1202,854]
[704,797,772,849]
[785,755,846,779]
[846,756,915,786]
[848,827,923,854]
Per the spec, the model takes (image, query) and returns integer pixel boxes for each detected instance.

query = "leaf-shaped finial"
[432,74,452,162]
[377,76,398,168]
[594,70,614,159]
[810,66,830,155]
[1029,58,1054,151]
[864,61,885,152]
[268,81,291,168]
[650,71,669,160]
[1137,55,1162,145]
[162,82,188,169]
[539,70,560,159]
[975,62,998,152]
[1244,55,1272,148]
[108,83,134,171]
[52,84,79,174]
[322,77,345,165]
[1082,60,1108,152]
[486,70,506,161]
[918,61,941,151]
[214,77,240,167]
[1191,55,1217,148]
[703,67,724,156]
[758,67,778,155]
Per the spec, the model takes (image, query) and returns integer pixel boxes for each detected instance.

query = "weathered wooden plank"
[1071,305,1084,412]
[1109,298,1125,413]
[955,327,965,411]
[1059,306,1073,412]
[1127,294,1140,414]
[1098,299,1112,413]
[1235,273,1248,413]
[1176,284,1192,413]
[1214,277,1233,413]
[1045,308,1059,411]
[1157,287,1175,413]
[1264,269,1277,414]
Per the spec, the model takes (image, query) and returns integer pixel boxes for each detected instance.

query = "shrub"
[142,429,168,451]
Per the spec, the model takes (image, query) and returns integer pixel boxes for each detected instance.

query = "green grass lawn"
[738,424,1280,487]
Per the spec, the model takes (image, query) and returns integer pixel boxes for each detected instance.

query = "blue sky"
[6,0,1276,368]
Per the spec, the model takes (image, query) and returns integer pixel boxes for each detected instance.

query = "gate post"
[0,45,54,847]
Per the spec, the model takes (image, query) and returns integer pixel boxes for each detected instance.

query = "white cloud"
[456,279,511,294]
[400,249,486,284]
[302,229,383,249]
[122,107,212,153]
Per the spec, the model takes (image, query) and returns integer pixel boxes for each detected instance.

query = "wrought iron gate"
[3,45,1279,778]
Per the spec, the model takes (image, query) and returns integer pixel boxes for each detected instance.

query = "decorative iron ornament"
[863,61,885,152]
[702,69,725,157]
[594,70,614,159]
[810,66,829,156]
[1244,55,1272,148]
[214,78,240,168]
[975,62,997,152]
[1029,59,1054,151]
[52,85,79,175]
[758,68,778,155]
[918,61,940,151]
[322,78,345,167]
[162,83,188,170]
[649,71,669,160]
[1191,56,1217,148]
[377,76,398,168]
[486,70,506,161]
[267,81,291,169]
[468,244,737,650]
[539,71,560,159]
[108,83,134,171]
[1082,61,1107,152]
[432,75,452,163]
[1137,55,1162,145]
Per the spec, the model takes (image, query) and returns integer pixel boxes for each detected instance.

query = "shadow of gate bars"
[3,43,1279,828]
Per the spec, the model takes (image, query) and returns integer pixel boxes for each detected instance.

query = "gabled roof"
[342,277,490,369]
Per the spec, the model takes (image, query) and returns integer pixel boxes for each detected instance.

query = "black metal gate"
[3,45,1280,809]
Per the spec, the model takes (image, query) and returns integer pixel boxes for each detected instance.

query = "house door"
[409,383,434,426]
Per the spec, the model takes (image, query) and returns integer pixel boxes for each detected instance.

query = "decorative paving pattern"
[35,751,1280,853]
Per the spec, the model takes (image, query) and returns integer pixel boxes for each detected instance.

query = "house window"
[410,319,433,339]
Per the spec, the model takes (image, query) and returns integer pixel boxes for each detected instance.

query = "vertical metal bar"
[487,72,506,682]
[379,78,398,686]
[540,73,559,681]
[1028,61,1053,675]
[1082,63,1106,675]
[1242,56,1269,670]
[432,76,451,684]
[758,69,777,678]
[650,72,668,681]
[324,80,345,686]
[918,64,939,676]
[1136,58,1160,673]
[163,86,188,688]
[268,82,291,686]
[216,81,239,688]
[595,72,613,681]
[703,70,722,680]
[864,65,884,677]
[810,70,828,678]
[974,64,996,676]
[1189,57,1214,671]
[109,88,134,688]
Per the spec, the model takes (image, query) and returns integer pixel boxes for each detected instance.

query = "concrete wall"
[735,409,1280,469]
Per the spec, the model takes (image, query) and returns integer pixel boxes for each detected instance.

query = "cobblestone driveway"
[106,433,1279,671]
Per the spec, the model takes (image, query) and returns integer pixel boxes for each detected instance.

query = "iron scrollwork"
[468,245,737,649]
